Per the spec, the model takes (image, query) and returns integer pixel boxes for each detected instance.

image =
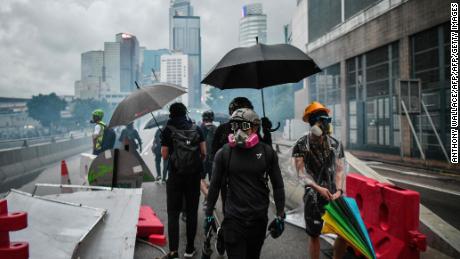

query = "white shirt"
[93,124,102,139]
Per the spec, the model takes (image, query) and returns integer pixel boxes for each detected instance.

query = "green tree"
[26,93,67,127]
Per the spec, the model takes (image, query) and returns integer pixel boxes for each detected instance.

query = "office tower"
[239,3,267,47]
[160,52,190,107]
[169,0,201,108]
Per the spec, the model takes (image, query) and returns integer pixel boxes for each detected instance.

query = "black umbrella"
[201,39,321,116]
[144,114,170,129]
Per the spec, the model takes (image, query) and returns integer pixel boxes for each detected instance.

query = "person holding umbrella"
[204,108,286,259]
[292,101,347,259]
[160,102,206,259]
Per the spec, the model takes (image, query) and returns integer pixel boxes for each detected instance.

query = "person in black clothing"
[160,102,206,259]
[204,108,286,259]
[199,110,217,197]
[153,127,168,182]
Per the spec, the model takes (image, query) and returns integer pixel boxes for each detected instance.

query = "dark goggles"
[230,121,252,131]
[318,115,332,124]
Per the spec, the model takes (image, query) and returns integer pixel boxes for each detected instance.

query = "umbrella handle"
[270,122,281,132]
[150,112,163,134]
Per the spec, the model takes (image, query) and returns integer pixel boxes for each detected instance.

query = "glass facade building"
[170,0,202,108]
[291,0,451,162]
[103,33,141,93]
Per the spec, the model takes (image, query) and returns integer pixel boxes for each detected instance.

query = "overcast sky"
[0,0,296,98]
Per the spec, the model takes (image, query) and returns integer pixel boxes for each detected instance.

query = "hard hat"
[302,101,330,123]
[92,109,104,119]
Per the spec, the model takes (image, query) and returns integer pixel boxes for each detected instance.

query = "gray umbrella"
[144,114,170,129]
[108,83,186,128]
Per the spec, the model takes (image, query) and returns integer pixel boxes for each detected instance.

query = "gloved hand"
[204,215,216,234]
[268,216,285,239]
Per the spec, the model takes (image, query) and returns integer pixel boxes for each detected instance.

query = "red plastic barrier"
[137,206,164,238]
[346,173,426,259]
[0,199,29,259]
[148,234,167,246]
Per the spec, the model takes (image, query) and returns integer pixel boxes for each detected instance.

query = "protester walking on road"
[292,101,347,259]
[199,110,217,197]
[91,109,106,155]
[205,108,286,259]
[153,127,168,182]
[119,122,142,153]
[160,102,206,259]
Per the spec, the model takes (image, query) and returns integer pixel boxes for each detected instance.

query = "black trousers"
[223,217,268,259]
[166,172,201,252]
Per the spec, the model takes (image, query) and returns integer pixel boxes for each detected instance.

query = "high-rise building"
[169,0,201,108]
[75,50,104,99]
[160,52,189,107]
[239,3,267,47]
[143,48,171,84]
[103,42,120,93]
[103,33,141,93]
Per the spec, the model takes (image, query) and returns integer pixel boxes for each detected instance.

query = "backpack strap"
[262,144,271,190]
[223,145,233,190]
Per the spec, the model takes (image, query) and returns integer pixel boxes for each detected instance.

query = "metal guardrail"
[0,131,89,150]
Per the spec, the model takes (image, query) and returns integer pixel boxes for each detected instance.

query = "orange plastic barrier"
[0,199,29,259]
[346,173,426,259]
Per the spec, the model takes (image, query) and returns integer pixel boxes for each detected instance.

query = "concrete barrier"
[0,136,92,188]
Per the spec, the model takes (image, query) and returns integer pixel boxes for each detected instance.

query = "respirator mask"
[228,121,259,148]
[311,115,332,137]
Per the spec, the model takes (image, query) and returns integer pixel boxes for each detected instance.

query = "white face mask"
[311,125,323,137]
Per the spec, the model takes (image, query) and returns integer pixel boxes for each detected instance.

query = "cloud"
[0,0,295,98]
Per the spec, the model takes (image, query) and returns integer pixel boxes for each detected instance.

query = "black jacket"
[206,142,285,221]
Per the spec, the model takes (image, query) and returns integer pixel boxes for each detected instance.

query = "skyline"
[0,0,295,98]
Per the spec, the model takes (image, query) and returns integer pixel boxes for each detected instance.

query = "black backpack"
[98,123,116,151]
[167,125,202,174]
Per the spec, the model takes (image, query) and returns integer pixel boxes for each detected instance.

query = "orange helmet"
[302,101,330,123]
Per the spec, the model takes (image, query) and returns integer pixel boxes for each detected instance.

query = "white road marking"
[386,177,460,196]
[370,165,441,179]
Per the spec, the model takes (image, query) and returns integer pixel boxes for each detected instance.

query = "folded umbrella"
[322,196,376,259]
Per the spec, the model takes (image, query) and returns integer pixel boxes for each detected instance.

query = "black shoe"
[184,246,196,258]
[215,227,225,255]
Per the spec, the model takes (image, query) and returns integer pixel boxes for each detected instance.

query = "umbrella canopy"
[108,83,186,128]
[144,114,170,129]
[322,196,376,259]
[201,43,321,89]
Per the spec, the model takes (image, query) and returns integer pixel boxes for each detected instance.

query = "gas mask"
[228,121,259,148]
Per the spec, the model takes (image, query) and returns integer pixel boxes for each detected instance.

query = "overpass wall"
[0,136,91,187]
